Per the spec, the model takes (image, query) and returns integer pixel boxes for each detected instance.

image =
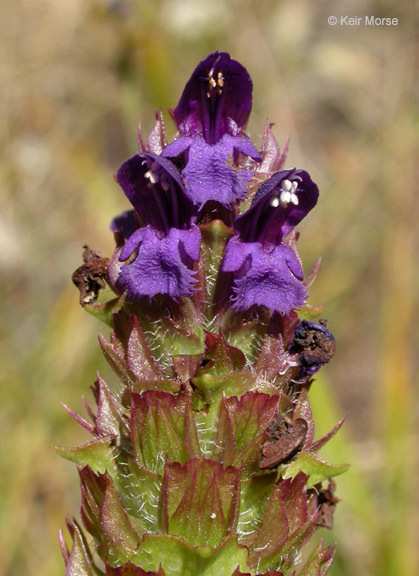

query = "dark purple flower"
[161,51,261,207]
[114,153,201,300]
[222,169,319,314]
[171,51,253,143]
[290,320,336,375]
[110,209,138,241]
[117,153,197,232]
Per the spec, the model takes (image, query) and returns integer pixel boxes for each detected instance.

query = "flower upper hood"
[162,52,261,208]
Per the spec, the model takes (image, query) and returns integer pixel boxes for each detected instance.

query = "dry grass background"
[0,1,417,575]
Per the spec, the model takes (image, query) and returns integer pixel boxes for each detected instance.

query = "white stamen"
[144,170,159,185]
[279,179,299,206]
[270,197,280,208]
[280,190,291,206]
[281,179,292,192]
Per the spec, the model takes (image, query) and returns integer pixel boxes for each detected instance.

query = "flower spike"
[66,52,344,576]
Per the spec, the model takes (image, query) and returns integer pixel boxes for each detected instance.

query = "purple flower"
[114,153,201,300]
[161,51,261,207]
[110,209,138,241]
[290,320,336,375]
[222,169,319,314]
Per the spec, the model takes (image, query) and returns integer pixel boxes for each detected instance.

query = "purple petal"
[234,169,319,245]
[221,235,251,273]
[233,134,261,160]
[162,136,193,159]
[110,210,139,240]
[116,153,196,232]
[177,223,201,262]
[117,226,201,300]
[173,51,253,144]
[222,237,307,314]
[119,227,147,262]
[164,134,258,207]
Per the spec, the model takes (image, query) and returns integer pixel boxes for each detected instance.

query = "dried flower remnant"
[72,246,109,306]
[260,415,308,469]
[64,52,346,576]
[291,320,336,375]
[313,479,340,530]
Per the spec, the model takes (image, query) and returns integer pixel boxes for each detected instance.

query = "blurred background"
[0,0,417,574]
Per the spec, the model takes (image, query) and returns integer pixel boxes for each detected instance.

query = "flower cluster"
[66,51,343,576]
[111,51,319,315]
